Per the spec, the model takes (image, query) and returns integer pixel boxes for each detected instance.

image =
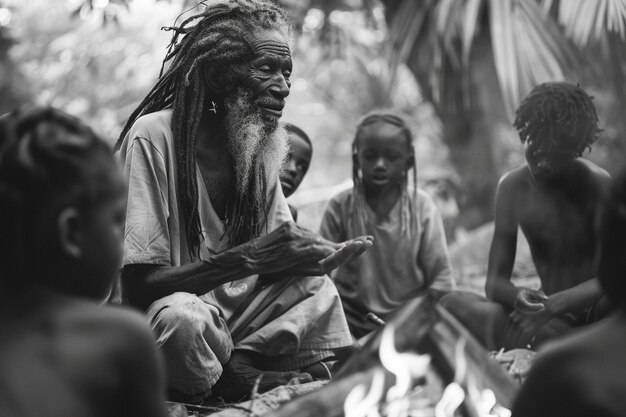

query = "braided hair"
[351,111,418,238]
[0,107,115,291]
[114,0,289,255]
[513,82,600,155]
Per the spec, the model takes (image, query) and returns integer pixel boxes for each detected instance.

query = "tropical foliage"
[2,0,626,232]
[379,0,626,227]
[382,0,626,121]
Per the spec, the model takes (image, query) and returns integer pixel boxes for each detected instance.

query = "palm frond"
[489,0,583,118]
[558,0,626,46]
[387,0,431,73]
[489,0,519,116]
[461,0,485,65]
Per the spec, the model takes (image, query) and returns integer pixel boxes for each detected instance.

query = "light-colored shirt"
[117,109,293,319]
[319,188,454,323]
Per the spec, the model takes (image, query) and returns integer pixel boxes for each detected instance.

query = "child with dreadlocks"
[440,82,612,351]
[0,107,175,417]
[116,0,371,404]
[319,111,454,339]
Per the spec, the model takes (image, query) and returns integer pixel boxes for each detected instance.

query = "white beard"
[224,90,288,208]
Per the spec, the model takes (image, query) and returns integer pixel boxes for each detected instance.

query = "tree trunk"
[0,27,30,115]
[382,2,519,230]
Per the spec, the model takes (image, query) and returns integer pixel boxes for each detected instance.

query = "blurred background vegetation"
[1,0,626,246]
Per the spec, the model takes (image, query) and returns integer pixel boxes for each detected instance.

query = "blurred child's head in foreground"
[0,107,126,299]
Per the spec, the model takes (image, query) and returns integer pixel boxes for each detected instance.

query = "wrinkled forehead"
[246,28,291,58]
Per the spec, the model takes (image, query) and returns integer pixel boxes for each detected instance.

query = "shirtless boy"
[513,168,626,417]
[441,82,611,350]
[0,108,172,417]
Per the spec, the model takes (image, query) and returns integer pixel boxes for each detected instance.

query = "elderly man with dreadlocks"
[440,82,612,352]
[115,0,372,404]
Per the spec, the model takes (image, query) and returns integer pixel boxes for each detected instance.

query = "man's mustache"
[256,96,284,110]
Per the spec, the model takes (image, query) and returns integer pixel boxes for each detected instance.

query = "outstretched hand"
[244,221,372,282]
[281,235,373,277]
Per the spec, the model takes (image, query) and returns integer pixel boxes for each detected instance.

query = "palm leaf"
[489,0,519,116]
[489,0,584,118]
[461,0,485,65]
[558,0,626,46]
[387,0,431,73]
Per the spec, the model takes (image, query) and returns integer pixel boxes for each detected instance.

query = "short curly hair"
[513,82,600,156]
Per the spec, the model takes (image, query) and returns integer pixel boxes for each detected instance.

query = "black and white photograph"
[1,1,626,416]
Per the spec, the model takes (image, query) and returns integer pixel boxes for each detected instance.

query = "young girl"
[0,108,174,417]
[319,111,454,339]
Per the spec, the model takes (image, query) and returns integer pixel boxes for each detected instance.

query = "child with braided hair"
[0,108,174,417]
[319,111,454,339]
[441,82,612,351]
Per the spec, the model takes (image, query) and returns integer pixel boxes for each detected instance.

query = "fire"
[435,339,511,417]
[343,370,385,417]
[342,323,511,417]
[434,382,465,417]
[379,324,431,400]
[344,324,431,417]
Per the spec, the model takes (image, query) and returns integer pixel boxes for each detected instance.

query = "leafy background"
[2,0,626,288]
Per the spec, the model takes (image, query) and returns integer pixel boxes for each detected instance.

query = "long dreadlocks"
[513,82,601,155]
[114,0,289,255]
[351,111,419,238]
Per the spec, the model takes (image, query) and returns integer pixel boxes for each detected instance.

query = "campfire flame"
[344,324,431,417]
[343,323,511,417]
[343,370,385,417]
[379,324,431,400]
[435,339,511,417]
[435,382,465,417]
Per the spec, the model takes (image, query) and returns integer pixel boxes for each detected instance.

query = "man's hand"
[227,221,373,280]
[274,235,373,278]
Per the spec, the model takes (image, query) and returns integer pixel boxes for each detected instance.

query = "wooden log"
[266,295,519,417]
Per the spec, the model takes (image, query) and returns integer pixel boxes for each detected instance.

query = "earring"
[208,101,217,114]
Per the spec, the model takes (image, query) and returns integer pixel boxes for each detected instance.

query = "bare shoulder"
[528,315,626,388]
[577,158,611,185]
[0,295,164,417]
[498,166,530,188]
[58,299,156,353]
[495,166,530,204]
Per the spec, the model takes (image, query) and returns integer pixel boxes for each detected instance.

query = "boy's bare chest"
[517,187,596,259]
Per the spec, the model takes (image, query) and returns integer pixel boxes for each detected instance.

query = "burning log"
[266,295,518,417]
